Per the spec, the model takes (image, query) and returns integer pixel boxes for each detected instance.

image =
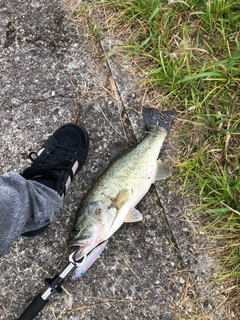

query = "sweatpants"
[0,171,63,257]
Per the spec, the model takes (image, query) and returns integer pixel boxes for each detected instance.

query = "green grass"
[69,0,240,311]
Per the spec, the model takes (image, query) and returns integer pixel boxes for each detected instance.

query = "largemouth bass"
[69,107,175,263]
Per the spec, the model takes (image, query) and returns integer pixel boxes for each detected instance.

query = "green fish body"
[69,108,175,261]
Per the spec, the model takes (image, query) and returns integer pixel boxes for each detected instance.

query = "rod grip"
[17,293,48,320]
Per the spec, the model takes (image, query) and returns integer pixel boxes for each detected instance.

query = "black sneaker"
[21,123,89,237]
[21,123,89,198]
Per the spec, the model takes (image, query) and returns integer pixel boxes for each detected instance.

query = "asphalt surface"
[0,1,228,319]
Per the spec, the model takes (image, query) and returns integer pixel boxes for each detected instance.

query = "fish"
[69,107,176,265]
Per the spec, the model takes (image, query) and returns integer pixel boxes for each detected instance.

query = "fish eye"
[72,227,80,236]
[95,208,102,216]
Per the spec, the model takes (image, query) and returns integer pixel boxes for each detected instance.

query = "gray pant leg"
[0,172,63,257]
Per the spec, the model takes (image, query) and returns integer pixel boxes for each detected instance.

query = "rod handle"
[17,293,48,320]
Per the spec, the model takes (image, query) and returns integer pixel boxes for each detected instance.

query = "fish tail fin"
[143,107,176,134]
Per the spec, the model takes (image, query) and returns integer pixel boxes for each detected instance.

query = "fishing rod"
[17,240,108,320]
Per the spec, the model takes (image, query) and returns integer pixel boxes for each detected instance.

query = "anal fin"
[124,208,143,223]
[155,160,171,181]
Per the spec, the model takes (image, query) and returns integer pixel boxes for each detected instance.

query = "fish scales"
[83,127,166,205]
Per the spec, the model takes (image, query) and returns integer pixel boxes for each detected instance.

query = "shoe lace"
[29,144,73,171]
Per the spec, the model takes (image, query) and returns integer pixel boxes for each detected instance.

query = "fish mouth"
[68,241,80,249]
[68,241,92,261]
[68,242,83,260]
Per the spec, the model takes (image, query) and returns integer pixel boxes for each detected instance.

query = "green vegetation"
[69,0,240,313]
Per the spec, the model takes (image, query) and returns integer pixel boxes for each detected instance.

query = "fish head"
[69,200,111,261]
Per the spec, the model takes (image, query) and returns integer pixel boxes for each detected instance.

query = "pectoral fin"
[155,160,171,181]
[124,208,143,223]
[110,189,129,210]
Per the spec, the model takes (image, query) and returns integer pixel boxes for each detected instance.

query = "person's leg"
[0,123,89,257]
[0,172,63,257]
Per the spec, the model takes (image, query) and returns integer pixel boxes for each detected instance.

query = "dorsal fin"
[109,142,128,162]
[94,143,129,179]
